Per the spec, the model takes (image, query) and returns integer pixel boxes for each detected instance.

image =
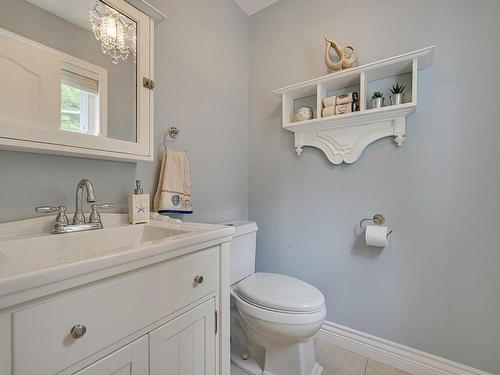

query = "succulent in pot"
[371,91,384,109]
[389,83,406,106]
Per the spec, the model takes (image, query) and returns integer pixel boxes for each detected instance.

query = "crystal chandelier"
[89,1,136,64]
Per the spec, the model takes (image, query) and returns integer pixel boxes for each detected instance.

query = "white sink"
[0,223,188,278]
[0,214,234,305]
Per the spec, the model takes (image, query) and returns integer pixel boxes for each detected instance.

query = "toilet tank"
[223,221,258,285]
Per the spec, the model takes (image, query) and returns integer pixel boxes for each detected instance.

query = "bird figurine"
[324,35,357,71]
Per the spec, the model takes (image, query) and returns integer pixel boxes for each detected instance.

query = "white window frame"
[60,62,108,137]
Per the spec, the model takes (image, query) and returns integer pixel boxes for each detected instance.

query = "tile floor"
[230,338,411,375]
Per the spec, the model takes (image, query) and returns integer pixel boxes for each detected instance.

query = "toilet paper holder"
[359,214,393,237]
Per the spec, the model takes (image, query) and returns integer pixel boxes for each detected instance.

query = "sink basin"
[0,224,188,278]
[0,213,234,309]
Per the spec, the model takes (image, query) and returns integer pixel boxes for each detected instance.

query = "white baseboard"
[316,321,492,375]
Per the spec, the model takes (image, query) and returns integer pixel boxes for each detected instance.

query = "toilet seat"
[232,288,326,325]
[235,272,325,313]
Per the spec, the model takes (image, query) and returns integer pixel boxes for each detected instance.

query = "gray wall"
[0,0,249,224]
[248,0,500,373]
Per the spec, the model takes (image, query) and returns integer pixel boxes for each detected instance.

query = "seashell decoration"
[324,35,357,71]
[295,106,314,122]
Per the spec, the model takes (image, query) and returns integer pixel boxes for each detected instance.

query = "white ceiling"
[233,0,280,15]
[27,0,95,31]
[29,0,278,20]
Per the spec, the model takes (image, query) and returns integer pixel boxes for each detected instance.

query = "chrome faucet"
[73,179,97,225]
[36,179,113,234]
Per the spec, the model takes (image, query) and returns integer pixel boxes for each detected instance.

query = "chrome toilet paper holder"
[359,214,393,237]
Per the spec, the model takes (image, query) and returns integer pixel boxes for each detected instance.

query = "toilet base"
[231,342,263,375]
[231,341,323,375]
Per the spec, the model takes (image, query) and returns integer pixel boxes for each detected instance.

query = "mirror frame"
[0,0,155,162]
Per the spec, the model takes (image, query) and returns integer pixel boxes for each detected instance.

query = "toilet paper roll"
[365,225,389,247]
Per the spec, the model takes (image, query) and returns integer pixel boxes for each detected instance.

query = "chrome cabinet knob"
[70,324,87,339]
[194,275,204,285]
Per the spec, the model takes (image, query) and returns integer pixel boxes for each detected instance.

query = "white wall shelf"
[273,46,435,165]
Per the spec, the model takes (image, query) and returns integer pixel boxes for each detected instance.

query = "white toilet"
[226,221,326,375]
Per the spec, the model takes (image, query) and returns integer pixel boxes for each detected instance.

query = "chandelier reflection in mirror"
[89,1,137,64]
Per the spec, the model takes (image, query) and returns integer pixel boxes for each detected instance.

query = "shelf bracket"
[393,116,406,146]
[291,110,411,165]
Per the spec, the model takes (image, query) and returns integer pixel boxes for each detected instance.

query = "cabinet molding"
[150,299,216,375]
[73,336,148,375]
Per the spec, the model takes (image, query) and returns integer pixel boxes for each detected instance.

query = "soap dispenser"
[128,180,150,224]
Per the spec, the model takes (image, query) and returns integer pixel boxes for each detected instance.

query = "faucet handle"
[36,206,59,214]
[94,203,114,210]
[36,206,69,226]
[89,203,114,224]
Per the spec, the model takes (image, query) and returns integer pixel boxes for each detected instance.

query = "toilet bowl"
[232,273,326,375]
[225,222,326,375]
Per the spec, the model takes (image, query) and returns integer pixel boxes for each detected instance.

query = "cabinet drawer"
[12,247,218,375]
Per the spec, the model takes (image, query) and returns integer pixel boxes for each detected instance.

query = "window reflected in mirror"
[60,85,98,135]
[60,68,100,135]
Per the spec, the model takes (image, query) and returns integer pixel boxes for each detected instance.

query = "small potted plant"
[371,91,384,109]
[389,83,406,106]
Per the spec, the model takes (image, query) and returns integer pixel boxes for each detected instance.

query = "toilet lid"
[236,273,325,313]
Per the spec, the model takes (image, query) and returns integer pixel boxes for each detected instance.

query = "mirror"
[0,0,146,148]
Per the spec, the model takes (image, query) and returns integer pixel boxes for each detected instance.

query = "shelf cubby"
[293,95,318,122]
[366,71,413,110]
[273,46,434,165]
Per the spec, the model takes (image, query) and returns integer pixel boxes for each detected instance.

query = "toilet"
[226,221,326,375]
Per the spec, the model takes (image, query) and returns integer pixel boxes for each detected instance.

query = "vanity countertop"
[0,214,234,309]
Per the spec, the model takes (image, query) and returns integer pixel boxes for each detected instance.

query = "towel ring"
[167,127,180,139]
[160,127,186,156]
[163,126,180,147]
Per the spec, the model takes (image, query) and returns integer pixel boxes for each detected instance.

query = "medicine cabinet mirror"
[0,0,159,161]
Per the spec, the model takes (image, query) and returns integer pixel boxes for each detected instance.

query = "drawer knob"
[70,324,87,339]
[194,275,204,285]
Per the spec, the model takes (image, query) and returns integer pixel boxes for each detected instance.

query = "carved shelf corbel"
[290,105,414,165]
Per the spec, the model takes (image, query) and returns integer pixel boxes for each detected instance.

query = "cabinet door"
[150,299,216,375]
[73,336,148,375]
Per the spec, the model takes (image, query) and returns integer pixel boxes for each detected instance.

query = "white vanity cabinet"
[0,221,232,375]
[11,247,220,374]
[75,299,217,375]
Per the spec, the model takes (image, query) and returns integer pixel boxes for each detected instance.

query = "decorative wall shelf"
[272,46,435,165]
